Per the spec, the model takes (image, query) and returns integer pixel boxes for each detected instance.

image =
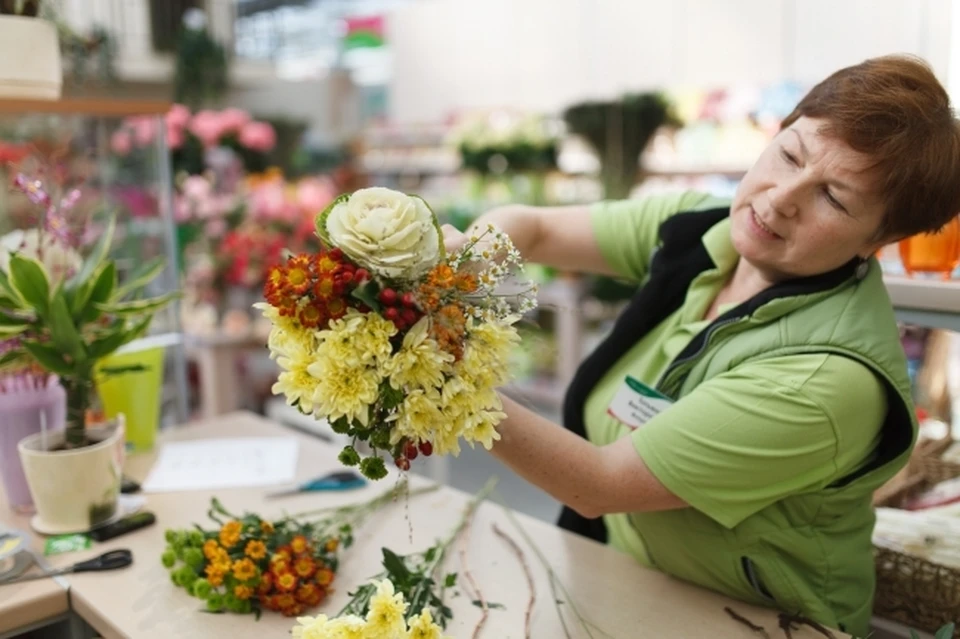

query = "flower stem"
[63,376,91,448]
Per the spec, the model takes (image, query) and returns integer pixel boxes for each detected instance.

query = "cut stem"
[493,523,535,639]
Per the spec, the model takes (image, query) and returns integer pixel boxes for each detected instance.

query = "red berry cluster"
[395,439,433,470]
[378,287,423,331]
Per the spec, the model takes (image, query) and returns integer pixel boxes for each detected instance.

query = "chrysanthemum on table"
[257,187,537,479]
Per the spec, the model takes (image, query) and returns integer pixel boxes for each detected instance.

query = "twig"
[724,607,769,639]
[494,494,611,639]
[459,503,487,639]
[777,613,836,639]
[493,523,535,639]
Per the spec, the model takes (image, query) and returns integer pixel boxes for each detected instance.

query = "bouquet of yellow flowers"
[258,187,537,479]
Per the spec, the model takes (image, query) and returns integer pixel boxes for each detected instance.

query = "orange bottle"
[898,216,960,279]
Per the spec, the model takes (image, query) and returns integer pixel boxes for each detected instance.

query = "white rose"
[322,187,441,279]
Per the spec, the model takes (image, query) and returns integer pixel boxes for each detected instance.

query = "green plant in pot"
[0,187,176,532]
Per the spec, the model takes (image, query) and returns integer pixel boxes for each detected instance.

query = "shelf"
[884,276,960,332]
[0,97,171,116]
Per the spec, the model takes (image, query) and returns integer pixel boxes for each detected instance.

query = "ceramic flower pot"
[18,416,126,534]
[0,379,65,513]
[0,15,62,100]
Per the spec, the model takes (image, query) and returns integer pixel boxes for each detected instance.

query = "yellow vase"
[95,347,165,453]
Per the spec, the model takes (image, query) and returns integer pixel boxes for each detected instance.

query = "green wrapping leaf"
[48,295,85,361]
[95,291,178,317]
[67,215,115,293]
[8,255,51,316]
[21,340,73,376]
[112,257,165,302]
[314,192,349,246]
[411,194,447,262]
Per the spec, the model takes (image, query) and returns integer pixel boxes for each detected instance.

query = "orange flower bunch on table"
[161,483,421,618]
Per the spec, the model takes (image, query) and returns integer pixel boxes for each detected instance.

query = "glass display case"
[0,97,189,432]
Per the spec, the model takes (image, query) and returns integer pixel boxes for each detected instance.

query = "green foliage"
[173,26,227,109]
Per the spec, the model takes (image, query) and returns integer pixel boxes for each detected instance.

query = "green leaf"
[0,268,23,308]
[0,349,26,369]
[0,322,29,337]
[471,600,505,610]
[381,548,411,582]
[95,291,178,317]
[75,262,116,321]
[444,573,457,588]
[48,294,85,362]
[112,257,165,302]
[68,215,115,293]
[8,255,51,316]
[314,193,349,246]
[911,631,922,639]
[935,624,956,639]
[86,328,130,361]
[411,194,447,261]
[98,364,149,377]
[349,281,381,312]
[21,340,73,376]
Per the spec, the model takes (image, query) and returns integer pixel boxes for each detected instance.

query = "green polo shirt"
[585,193,886,565]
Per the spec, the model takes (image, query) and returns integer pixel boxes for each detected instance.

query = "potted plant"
[0,180,176,533]
[0,1,62,99]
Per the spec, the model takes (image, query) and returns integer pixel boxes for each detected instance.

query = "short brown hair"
[781,54,960,240]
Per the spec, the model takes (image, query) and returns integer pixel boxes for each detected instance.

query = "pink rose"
[166,104,191,129]
[110,130,132,155]
[238,121,276,152]
[219,108,251,134]
[189,110,226,147]
[250,181,288,221]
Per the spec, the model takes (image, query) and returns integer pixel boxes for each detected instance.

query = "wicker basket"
[872,438,960,636]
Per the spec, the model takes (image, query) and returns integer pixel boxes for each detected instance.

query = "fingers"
[441,224,466,252]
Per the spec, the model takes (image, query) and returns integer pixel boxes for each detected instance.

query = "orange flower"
[324,538,339,553]
[293,555,316,579]
[234,585,254,600]
[314,252,341,275]
[285,256,313,295]
[232,558,258,582]
[219,520,242,548]
[325,297,347,320]
[315,568,334,587]
[258,572,274,595]
[212,547,231,568]
[244,540,267,560]
[313,274,338,300]
[205,563,225,587]
[298,303,325,329]
[261,521,275,535]
[274,593,297,611]
[456,272,479,293]
[296,583,324,607]
[202,539,220,560]
[290,535,310,555]
[275,570,298,593]
[428,264,456,288]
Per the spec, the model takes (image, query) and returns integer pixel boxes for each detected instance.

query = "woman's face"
[730,116,888,281]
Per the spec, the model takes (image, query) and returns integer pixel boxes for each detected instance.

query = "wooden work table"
[2,412,849,638]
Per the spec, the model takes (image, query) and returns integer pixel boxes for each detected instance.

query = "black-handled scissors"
[0,549,133,585]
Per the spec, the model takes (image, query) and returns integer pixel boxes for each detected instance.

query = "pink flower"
[250,181,289,221]
[295,177,335,214]
[219,108,251,134]
[166,104,191,129]
[189,110,226,147]
[166,122,185,150]
[110,130,132,155]
[182,175,213,201]
[239,121,276,152]
[132,117,157,146]
[205,218,227,238]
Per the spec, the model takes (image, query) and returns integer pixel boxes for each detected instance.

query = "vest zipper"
[657,317,745,396]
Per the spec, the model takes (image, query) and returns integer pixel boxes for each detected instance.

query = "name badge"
[606,376,673,430]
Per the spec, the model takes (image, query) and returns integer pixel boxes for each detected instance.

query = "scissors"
[0,549,133,586]
[266,470,366,498]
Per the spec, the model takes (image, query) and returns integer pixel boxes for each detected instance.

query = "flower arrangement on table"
[162,480,431,617]
[258,187,538,480]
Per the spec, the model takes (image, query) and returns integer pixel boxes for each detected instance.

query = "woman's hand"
[440,224,469,255]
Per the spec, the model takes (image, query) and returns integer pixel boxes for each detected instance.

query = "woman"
[443,55,960,636]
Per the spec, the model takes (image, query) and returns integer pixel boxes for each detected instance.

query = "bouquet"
[258,187,537,480]
[162,482,430,617]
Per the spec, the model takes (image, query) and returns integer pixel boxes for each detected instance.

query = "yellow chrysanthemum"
[325,615,367,639]
[384,317,453,391]
[256,302,313,359]
[405,609,450,639]
[389,388,445,445]
[365,579,408,638]
[459,319,521,387]
[308,356,381,427]
[272,338,322,414]
[219,520,242,548]
[462,408,506,450]
[317,309,396,369]
[291,614,330,639]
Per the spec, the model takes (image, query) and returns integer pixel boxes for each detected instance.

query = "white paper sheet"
[141,438,299,493]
